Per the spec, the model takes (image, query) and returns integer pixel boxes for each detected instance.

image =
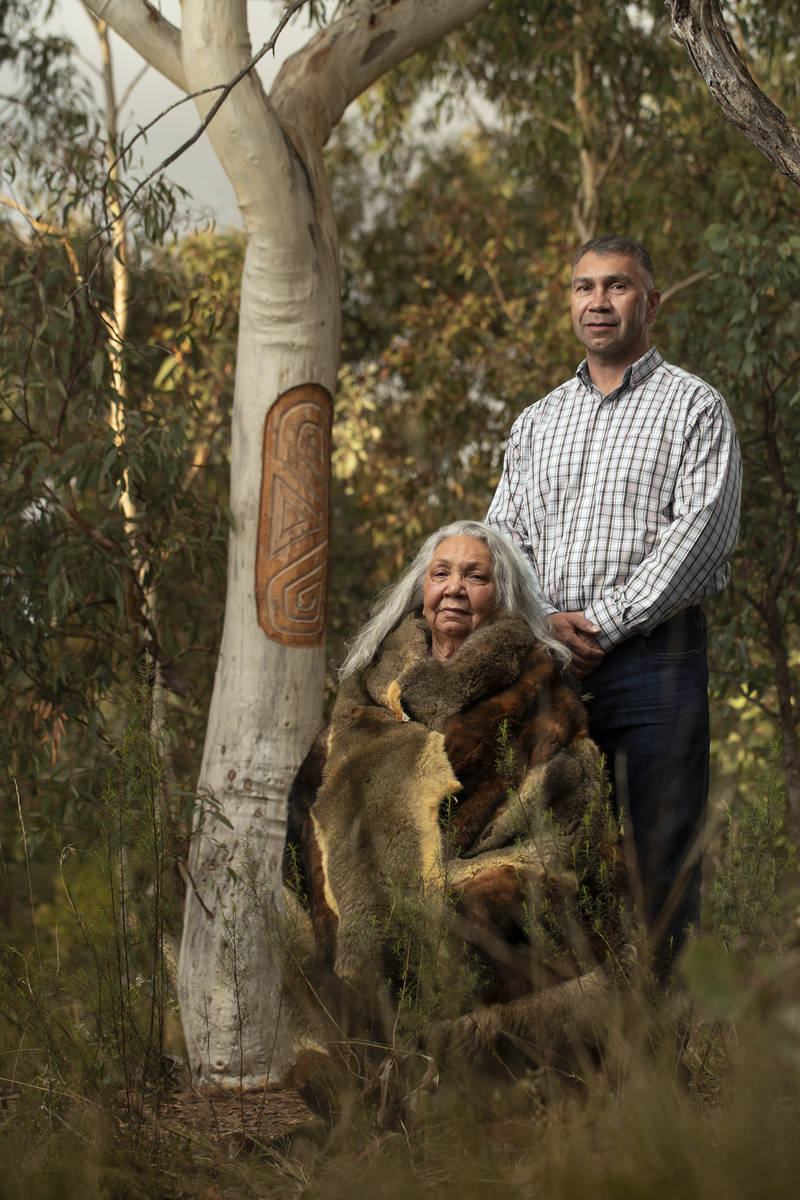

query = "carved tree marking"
[257,383,332,647]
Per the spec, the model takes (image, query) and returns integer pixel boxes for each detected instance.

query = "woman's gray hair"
[338,519,571,678]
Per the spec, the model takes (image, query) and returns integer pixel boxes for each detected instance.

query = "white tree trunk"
[174,0,340,1084]
[91,0,493,1086]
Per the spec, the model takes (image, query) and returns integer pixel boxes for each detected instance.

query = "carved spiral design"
[257,384,332,647]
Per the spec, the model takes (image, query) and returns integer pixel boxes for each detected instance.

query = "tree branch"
[465,61,572,135]
[40,482,126,556]
[712,671,776,722]
[117,62,150,115]
[83,0,311,256]
[0,193,83,284]
[271,0,495,151]
[461,229,518,325]
[176,858,215,920]
[83,0,187,93]
[594,124,626,192]
[659,266,714,304]
[667,0,800,190]
[52,626,124,649]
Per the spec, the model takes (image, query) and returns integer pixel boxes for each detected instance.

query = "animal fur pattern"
[281,610,630,1090]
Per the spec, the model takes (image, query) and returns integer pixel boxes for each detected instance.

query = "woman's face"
[422,536,497,644]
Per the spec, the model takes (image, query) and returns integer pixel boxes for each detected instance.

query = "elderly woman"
[280,520,629,1104]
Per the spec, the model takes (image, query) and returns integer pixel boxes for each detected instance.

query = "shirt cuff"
[541,604,560,616]
[583,597,629,651]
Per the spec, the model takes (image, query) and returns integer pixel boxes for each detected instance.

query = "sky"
[48,1,314,229]
[3,1,487,232]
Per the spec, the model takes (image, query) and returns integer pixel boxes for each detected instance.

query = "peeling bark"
[667,0,800,190]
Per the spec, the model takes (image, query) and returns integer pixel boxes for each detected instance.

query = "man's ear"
[646,289,661,324]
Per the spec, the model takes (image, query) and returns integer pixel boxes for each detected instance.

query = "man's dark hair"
[573,234,655,289]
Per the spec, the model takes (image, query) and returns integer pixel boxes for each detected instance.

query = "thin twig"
[461,228,519,325]
[659,266,715,304]
[176,858,215,919]
[117,62,150,115]
[0,193,84,284]
[14,779,40,960]
[77,0,311,279]
[255,990,284,1138]
[201,992,223,1144]
[0,824,8,891]
[712,670,777,721]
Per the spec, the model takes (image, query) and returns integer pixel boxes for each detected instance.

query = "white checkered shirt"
[486,348,742,650]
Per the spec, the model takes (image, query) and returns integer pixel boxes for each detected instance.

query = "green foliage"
[2,0,800,1193]
[0,6,240,826]
[710,739,795,957]
[322,1,800,826]
[326,0,799,669]
[518,790,633,986]
[683,739,800,1065]
[216,898,254,1093]
[667,213,800,798]
[0,0,93,199]
[0,217,233,823]
[0,669,184,1138]
[385,874,482,1050]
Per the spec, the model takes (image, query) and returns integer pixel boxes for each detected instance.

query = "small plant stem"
[0,826,9,893]
[392,935,414,1049]
[201,992,223,1144]
[694,1020,720,1088]
[14,778,40,959]
[145,725,164,1107]
[10,1030,25,1100]
[255,990,283,1138]
[230,916,247,1129]
[104,817,129,1113]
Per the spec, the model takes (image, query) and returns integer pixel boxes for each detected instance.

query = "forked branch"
[84,0,186,93]
[271,0,494,150]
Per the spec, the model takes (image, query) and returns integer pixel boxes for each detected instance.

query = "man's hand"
[548,611,605,679]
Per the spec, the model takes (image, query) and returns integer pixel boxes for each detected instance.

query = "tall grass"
[0,666,184,1186]
[0,704,797,1199]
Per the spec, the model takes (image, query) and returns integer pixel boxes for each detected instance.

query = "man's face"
[570,251,660,362]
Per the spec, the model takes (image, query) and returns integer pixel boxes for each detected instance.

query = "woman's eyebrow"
[429,558,489,570]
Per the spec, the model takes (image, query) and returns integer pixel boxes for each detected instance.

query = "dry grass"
[4,997,796,1200]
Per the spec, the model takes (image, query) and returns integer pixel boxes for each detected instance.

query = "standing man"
[487,234,742,973]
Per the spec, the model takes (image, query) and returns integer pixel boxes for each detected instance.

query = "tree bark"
[170,0,339,1085]
[667,0,800,190]
[87,0,186,91]
[93,0,493,1084]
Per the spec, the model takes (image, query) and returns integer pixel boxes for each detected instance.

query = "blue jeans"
[580,607,709,974]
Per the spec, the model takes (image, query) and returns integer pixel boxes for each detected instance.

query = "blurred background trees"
[1,0,798,937]
[324,0,800,821]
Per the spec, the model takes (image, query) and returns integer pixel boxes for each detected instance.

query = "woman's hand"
[548,612,605,678]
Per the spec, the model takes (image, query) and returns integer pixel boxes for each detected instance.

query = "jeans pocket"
[641,610,704,660]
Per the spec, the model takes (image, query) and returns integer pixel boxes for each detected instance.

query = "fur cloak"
[281,611,629,1085]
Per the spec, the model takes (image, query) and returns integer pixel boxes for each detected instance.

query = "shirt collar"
[576,346,662,396]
